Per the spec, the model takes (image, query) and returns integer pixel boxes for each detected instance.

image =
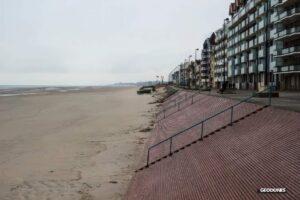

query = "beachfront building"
[214,23,229,89]
[200,38,213,88]
[227,0,277,91]
[169,66,180,85]
[195,59,202,88]
[190,61,198,89]
[169,0,299,91]
[179,62,189,87]
[272,0,300,90]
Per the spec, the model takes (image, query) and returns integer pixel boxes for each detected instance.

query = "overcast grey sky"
[0,0,232,85]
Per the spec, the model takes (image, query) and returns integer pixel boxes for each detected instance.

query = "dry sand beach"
[0,86,158,200]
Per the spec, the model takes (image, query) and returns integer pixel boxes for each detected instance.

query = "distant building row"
[169,0,300,91]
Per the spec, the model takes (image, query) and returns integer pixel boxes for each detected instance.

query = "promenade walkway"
[125,90,300,200]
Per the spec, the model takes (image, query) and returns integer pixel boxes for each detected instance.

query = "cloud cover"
[0,0,232,85]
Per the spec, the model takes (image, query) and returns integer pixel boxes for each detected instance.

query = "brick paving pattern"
[125,91,300,200]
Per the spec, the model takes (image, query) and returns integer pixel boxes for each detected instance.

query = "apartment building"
[169,66,180,85]
[186,61,198,89]
[169,0,299,91]
[214,24,229,89]
[227,0,276,91]
[200,38,213,88]
[195,60,202,88]
[179,62,189,87]
[272,0,300,90]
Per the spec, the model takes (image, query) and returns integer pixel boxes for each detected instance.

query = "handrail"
[157,92,199,119]
[146,86,273,166]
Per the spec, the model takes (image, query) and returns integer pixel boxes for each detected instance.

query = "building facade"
[200,38,213,88]
[272,0,300,90]
[169,0,299,91]
[214,25,229,89]
[227,0,276,91]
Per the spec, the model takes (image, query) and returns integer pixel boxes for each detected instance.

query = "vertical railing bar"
[230,106,234,126]
[169,137,173,156]
[268,85,272,106]
[147,149,150,166]
[200,122,204,140]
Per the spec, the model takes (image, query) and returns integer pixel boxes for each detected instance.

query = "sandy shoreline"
[0,87,158,200]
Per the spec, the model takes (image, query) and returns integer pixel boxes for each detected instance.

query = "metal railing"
[157,92,199,120]
[146,86,273,166]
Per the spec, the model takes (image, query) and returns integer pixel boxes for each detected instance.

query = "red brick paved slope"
[126,91,300,200]
[146,91,262,165]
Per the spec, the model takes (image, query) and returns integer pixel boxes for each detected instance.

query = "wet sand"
[0,87,157,200]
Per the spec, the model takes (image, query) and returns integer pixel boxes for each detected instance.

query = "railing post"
[268,85,272,106]
[147,149,150,167]
[169,137,173,156]
[200,122,204,140]
[230,106,234,126]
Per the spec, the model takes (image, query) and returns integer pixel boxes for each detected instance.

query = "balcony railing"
[276,7,300,23]
[258,49,265,58]
[271,0,280,7]
[258,63,265,72]
[249,64,257,73]
[275,26,300,40]
[277,46,300,57]
[241,66,248,74]
[235,67,241,76]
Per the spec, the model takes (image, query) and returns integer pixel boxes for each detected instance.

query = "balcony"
[249,25,257,36]
[258,63,266,72]
[249,64,257,73]
[248,13,255,24]
[270,12,279,23]
[235,67,241,76]
[241,65,248,74]
[276,46,300,57]
[277,65,300,73]
[275,26,300,41]
[270,0,280,7]
[258,49,265,58]
[274,0,299,8]
[258,18,266,30]
[241,55,248,63]
[241,42,248,51]
[258,34,265,44]
[228,65,234,77]
[257,4,266,17]
[270,28,277,39]
[235,57,240,65]
[275,7,300,24]
[270,45,277,55]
